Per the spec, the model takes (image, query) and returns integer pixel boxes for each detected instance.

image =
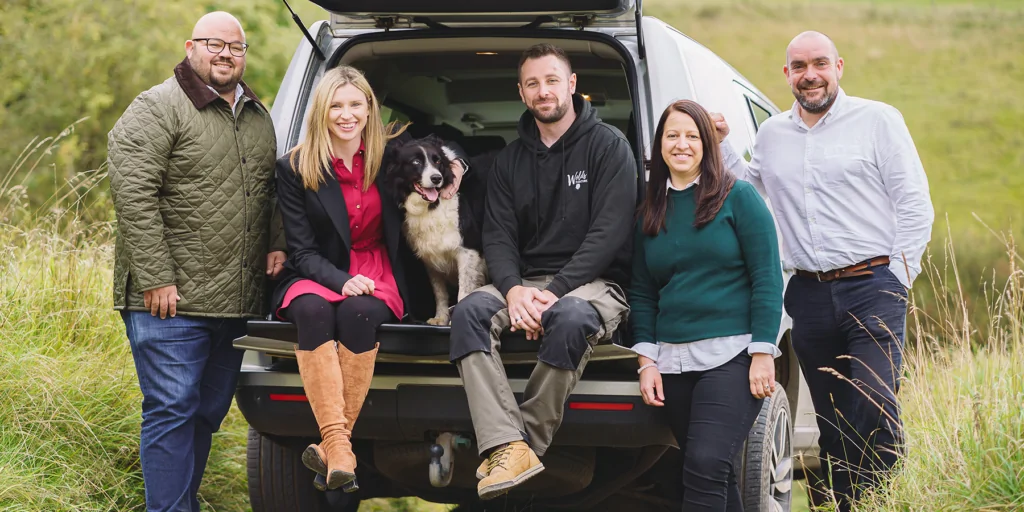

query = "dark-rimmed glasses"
[192,38,249,57]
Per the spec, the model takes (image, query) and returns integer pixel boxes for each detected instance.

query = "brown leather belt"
[796,256,890,282]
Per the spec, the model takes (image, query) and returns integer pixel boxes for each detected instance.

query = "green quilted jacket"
[108,58,283,318]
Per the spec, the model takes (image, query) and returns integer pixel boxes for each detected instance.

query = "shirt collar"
[331,140,367,165]
[207,83,245,112]
[173,58,265,112]
[667,175,700,194]
[789,87,847,129]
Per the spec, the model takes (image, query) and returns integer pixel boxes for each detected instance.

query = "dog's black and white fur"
[383,135,488,325]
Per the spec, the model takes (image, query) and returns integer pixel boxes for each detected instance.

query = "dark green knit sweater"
[629,180,783,345]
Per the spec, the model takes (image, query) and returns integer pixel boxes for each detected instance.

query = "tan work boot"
[475,457,490,479]
[296,342,356,491]
[335,342,380,493]
[477,441,545,500]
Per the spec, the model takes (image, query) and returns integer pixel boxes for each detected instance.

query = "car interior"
[334,37,638,160]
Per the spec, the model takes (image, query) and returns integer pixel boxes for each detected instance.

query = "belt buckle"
[816,272,823,283]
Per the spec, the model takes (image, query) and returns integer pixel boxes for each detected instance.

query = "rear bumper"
[236,366,676,449]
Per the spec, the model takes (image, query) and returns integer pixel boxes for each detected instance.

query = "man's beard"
[191,55,243,93]
[529,97,571,124]
[794,81,838,114]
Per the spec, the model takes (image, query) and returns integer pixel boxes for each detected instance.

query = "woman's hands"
[342,274,375,296]
[749,353,776,399]
[440,159,466,200]
[638,356,664,407]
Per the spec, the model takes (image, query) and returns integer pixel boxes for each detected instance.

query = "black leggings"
[284,294,394,353]
[662,352,762,512]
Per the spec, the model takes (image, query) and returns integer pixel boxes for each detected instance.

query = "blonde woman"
[272,66,464,491]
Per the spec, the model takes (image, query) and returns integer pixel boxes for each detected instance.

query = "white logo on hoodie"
[567,170,588,190]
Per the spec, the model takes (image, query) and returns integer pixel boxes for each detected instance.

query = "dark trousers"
[662,353,762,512]
[785,267,907,511]
[283,294,394,352]
[121,311,247,512]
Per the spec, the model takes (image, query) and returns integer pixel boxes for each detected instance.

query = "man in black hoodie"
[449,44,637,500]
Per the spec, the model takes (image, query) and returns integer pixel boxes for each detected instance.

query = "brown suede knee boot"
[295,342,356,490]
[333,342,380,492]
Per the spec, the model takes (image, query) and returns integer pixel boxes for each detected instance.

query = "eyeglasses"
[192,38,249,57]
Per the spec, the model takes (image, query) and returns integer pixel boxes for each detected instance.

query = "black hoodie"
[483,94,637,298]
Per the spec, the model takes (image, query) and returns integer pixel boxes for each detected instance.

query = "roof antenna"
[282,0,327,62]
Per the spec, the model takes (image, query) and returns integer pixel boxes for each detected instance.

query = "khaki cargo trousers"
[449,276,629,456]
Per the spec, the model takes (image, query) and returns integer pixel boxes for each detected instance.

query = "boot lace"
[487,444,514,473]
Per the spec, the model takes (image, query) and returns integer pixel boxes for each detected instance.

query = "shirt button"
[356,204,361,209]
[241,157,247,164]
[245,191,250,197]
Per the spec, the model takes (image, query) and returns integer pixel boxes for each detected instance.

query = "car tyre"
[741,385,793,512]
[246,427,360,512]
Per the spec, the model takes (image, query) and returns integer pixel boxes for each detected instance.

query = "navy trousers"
[784,266,907,511]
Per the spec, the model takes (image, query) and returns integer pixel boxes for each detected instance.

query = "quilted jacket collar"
[173,58,266,112]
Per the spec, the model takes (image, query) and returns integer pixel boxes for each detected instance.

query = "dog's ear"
[422,133,445,146]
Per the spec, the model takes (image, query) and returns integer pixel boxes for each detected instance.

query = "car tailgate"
[235,320,635,364]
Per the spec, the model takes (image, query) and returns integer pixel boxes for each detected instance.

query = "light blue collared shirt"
[722,89,934,289]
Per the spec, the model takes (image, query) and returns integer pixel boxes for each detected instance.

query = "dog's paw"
[427,315,450,326]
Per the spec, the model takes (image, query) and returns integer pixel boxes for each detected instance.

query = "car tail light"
[568,401,633,411]
[269,393,309,402]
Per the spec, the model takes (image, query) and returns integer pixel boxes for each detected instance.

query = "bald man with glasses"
[108,12,284,511]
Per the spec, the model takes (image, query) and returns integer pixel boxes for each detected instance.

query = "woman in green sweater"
[630,100,783,510]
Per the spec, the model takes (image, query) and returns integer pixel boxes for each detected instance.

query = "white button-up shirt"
[631,177,781,374]
[722,89,934,289]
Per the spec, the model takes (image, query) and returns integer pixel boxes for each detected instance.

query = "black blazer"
[271,146,435,321]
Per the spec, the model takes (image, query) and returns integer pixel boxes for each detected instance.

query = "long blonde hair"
[289,66,407,191]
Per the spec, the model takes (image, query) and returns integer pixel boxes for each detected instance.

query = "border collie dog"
[383,135,488,325]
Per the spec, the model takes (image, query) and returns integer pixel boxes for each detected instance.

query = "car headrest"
[460,135,507,157]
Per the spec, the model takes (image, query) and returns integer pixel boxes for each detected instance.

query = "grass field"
[1,0,1022,510]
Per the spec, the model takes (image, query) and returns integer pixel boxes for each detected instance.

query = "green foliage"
[0,0,324,206]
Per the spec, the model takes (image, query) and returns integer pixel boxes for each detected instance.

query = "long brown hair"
[288,66,407,191]
[639,100,735,236]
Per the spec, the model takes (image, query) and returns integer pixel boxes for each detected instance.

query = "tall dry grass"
[852,231,1024,511]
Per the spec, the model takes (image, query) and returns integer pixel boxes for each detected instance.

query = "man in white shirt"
[714,31,934,510]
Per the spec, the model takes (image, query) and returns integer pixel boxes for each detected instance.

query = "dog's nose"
[430,174,443,185]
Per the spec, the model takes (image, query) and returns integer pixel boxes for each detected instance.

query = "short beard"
[795,85,838,114]
[529,97,571,124]
[190,54,242,93]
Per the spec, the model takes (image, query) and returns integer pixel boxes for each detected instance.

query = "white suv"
[234,1,818,510]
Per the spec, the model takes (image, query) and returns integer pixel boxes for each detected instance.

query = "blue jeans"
[121,311,247,512]
[784,266,907,511]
